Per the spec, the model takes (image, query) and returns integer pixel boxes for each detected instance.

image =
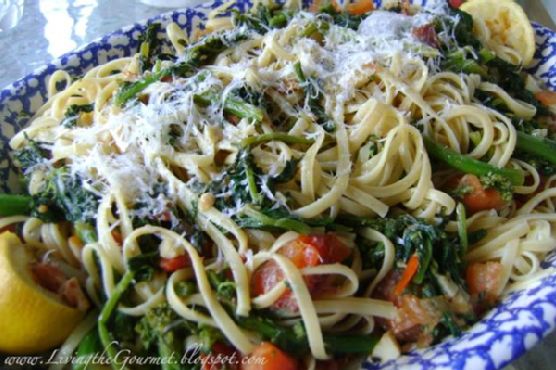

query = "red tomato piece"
[466,261,501,300]
[412,24,439,48]
[535,91,556,106]
[250,234,351,312]
[374,271,440,344]
[201,342,241,370]
[459,174,506,213]
[241,342,298,370]
[160,255,191,272]
[297,234,351,264]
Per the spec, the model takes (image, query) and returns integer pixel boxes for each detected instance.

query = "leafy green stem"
[424,136,524,185]
[456,203,468,257]
[194,92,264,122]
[74,221,98,244]
[241,133,313,147]
[515,131,556,167]
[0,194,32,217]
[98,270,135,370]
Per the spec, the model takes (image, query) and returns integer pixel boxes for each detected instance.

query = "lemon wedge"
[0,232,85,354]
[461,0,536,66]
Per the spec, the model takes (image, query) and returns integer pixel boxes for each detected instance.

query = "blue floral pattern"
[0,1,555,369]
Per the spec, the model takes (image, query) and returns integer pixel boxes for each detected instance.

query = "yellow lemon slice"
[461,0,536,66]
[0,232,85,354]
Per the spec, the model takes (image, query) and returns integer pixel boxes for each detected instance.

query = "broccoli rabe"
[437,7,549,118]
[138,23,162,73]
[31,168,99,223]
[61,103,94,128]
[424,136,524,186]
[319,3,364,30]
[13,135,49,170]
[479,173,513,202]
[14,135,98,224]
[344,215,465,285]
[207,268,382,357]
[115,30,248,106]
[136,302,184,370]
[0,194,32,217]
[294,62,335,132]
[193,89,264,123]
[232,4,291,33]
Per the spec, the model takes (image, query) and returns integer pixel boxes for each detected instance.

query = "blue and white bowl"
[0,1,555,369]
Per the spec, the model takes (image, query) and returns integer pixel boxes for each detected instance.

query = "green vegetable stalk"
[456,203,468,257]
[236,205,312,234]
[135,303,183,370]
[0,194,32,217]
[193,92,264,123]
[515,131,556,167]
[115,31,247,106]
[75,221,98,244]
[294,62,335,132]
[240,132,313,147]
[73,327,103,370]
[98,270,135,370]
[237,315,380,356]
[424,136,524,186]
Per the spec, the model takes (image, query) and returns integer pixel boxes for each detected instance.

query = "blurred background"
[0,0,554,88]
[0,0,554,369]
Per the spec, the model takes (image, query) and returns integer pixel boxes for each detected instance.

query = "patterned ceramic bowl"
[0,1,555,369]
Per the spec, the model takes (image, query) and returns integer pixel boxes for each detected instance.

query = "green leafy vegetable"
[438,7,549,117]
[138,23,162,73]
[235,205,312,234]
[135,302,184,370]
[31,168,100,223]
[98,270,135,370]
[193,90,264,123]
[319,3,364,30]
[13,136,49,170]
[233,4,291,33]
[127,250,158,282]
[72,326,103,370]
[61,103,94,128]
[115,30,248,106]
[345,215,465,285]
[515,131,556,168]
[294,62,335,132]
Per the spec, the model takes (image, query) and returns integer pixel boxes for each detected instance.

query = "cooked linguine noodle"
[2,0,556,368]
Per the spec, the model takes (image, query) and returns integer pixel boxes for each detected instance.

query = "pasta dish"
[1,0,555,369]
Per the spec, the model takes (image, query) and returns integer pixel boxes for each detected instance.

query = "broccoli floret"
[31,168,99,223]
[479,172,513,202]
[13,136,49,170]
[136,303,184,370]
